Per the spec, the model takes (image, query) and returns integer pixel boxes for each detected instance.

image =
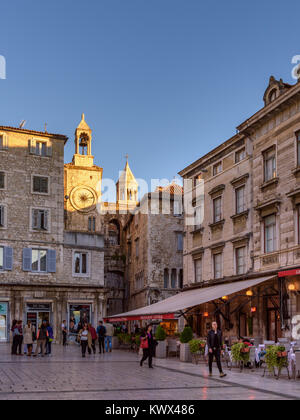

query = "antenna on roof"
[19,120,26,129]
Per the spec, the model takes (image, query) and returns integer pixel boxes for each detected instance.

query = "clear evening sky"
[1,0,300,198]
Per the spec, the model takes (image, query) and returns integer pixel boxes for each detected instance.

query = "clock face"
[70,186,96,213]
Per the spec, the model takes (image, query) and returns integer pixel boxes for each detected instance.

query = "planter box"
[180,343,192,363]
[112,336,120,349]
[156,340,167,359]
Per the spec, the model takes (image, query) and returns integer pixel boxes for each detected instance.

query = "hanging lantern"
[203,312,209,317]
[246,290,253,297]
[288,283,296,292]
[251,307,257,313]
[222,295,228,301]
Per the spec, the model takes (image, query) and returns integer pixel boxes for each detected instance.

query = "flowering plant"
[231,342,250,362]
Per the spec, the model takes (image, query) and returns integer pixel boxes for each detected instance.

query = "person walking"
[11,320,19,355]
[16,320,24,356]
[23,320,35,357]
[207,321,227,378]
[33,320,49,357]
[46,322,54,356]
[96,321,106,354]
[140,325,156,369]
[88,323,97,355]
[61,320,67,346]
[104,321,114,353]
[78,324,89,358]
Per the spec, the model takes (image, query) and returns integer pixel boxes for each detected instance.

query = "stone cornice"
[208,184,226,196]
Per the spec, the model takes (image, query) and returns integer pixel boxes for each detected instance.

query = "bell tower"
[116,157,138,209]
[64,114,103,232]
[73,113,94,167]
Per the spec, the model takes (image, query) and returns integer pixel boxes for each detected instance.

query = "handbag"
[140,337,149,349]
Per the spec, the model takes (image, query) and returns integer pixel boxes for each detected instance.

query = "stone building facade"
[179,75,300,342]
[121,183,184,334]
[0,125,106,343]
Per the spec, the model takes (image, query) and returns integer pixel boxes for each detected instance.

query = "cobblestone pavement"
[0,344,299,400]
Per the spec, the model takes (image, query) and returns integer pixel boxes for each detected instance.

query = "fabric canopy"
[106,276,275,322]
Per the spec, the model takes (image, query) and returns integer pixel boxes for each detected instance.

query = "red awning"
[104,313,175,323]
[278,268,300,277]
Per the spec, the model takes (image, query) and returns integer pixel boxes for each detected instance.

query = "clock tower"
[64,114,103,232]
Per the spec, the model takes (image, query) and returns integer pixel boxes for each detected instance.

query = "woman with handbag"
[23,320,35,357]
[140,325,156,369]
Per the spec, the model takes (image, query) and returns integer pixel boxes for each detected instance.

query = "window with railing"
[264,214,277,253]
[194,258,202,283]
[213,253,222,279]
[236,246,246,275]
[213,197,222,223]
[264,147,276,182]
[236,186,246,214]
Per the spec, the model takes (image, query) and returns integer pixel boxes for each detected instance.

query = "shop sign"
[26,303,51,311]
[278,269,300,277]
[105,313,175,322]
[0,303,7,316]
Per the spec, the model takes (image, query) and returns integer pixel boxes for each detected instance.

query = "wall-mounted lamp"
[288,283,296,292]
[222,296,228,301]
[203,312,209,317]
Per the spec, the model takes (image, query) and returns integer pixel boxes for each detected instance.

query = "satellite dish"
[19,120,26,129]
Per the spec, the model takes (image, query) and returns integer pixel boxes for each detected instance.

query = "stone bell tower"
[64,114,103,232]
[73,113,94,167]
[116,157,138,210]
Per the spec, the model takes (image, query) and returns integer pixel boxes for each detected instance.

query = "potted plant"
[265,345,289,378]
[231,342,250,370]
[155,325,167,358]
[179,326,193,362]
[189,339,206,365]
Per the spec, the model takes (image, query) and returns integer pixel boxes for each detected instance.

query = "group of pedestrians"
[11,319,54,357]
[77,320,114,358]
[138,321,227,377]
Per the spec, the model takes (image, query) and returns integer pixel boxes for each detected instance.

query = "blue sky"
[1,0,300,197]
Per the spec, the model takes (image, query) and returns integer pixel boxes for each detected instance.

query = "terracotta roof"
[0,125,68,142]
[155,182,183,195]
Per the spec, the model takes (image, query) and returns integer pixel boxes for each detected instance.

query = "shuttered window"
[33,176,48,194]
[32,209,49,231]
[24,248,56,273]
[0,247,13,271]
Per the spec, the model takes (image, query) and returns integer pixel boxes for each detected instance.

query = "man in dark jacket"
[207,321,226,378]
[97,321,106,354]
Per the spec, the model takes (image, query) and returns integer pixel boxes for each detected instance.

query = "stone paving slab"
[0,344,299,400]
